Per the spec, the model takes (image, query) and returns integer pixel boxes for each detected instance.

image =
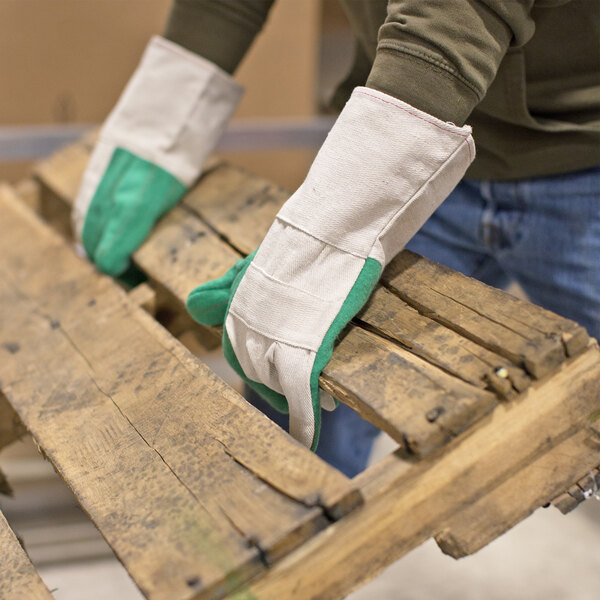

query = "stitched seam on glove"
[275,215,369,260]
[248,261,346,303]
[355,89,474,157]
[227,309,320,354]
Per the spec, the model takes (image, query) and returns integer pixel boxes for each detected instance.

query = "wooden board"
[232,345,600,599]
[357,286,530,396]
[182,163,289,255]
[434,429,600,557]
[320,327,497,457]
[0,509,53,600]
[383,251,589,378]
[0,185,360,600]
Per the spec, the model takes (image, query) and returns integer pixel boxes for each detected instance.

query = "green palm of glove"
[186,251,381,450]
[82,148,186,276]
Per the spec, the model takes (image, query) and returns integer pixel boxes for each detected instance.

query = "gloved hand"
[72,36,243,276]
[187,87,475,450]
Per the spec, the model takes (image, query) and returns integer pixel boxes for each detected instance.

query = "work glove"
[72,36,243,276]
[187,87,475,450]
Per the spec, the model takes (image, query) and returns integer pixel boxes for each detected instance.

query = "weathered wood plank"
[357,286,530,397]
[321,327,498,456]
[183,163,288,255]
[0,185,360,599]
[0,509,53,600]
[233,346,600,600]
[383,251,589,378]
[434,426,600,557]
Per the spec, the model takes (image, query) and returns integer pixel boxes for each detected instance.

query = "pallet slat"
[0,510,53,600]
[320,327,497,456]
[357,286,530,397]
[183,163,288,255]
[0,186,360,600]
[434,430,600,557]
[383,251,589,378]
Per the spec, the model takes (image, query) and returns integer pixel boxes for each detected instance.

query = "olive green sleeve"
[163,0,276,74]
[366,0,537,125]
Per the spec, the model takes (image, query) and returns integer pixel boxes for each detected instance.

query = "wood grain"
[357,286,530,397]
[434,426,600,557]
[183,163,288,255]
[321,327,498,456]
[383,251,589,378]
[0,509,53,600]
[234,346,600,600]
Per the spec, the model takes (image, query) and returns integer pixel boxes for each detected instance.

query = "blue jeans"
[247,166,600,477]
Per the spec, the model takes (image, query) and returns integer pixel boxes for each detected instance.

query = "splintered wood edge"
[434,429,600,558]
[383,252,585,380]
[552,466,600,515]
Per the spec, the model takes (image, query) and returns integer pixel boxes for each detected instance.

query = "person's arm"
[73,1,275,276]
[186,1,544,449]
[367,0,536,124]
[164,0,275,73]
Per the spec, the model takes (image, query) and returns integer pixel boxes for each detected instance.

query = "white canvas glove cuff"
[225,87,475,447]
[73,35,243,238]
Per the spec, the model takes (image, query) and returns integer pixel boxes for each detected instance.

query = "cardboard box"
[0,0,322,187]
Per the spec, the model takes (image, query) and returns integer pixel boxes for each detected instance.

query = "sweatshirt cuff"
[164,1,267,74]
[366,48,481,126]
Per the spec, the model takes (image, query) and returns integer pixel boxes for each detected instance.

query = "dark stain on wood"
[2,342,20,354]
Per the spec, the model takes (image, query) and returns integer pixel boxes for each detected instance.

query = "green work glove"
[187,88,476,450]
[73,36,243,276]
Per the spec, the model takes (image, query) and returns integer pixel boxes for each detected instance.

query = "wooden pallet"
[0,137,599,599]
